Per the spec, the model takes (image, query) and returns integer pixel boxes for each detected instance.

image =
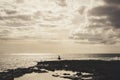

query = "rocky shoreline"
[0,66,48,80]
[0,60,120,80]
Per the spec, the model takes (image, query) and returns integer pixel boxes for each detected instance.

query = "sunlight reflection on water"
[0,54,120,72]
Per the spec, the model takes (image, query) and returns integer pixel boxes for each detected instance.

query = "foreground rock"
[0,67,48,80]
[37,60,120,80]
[0,60,120,80]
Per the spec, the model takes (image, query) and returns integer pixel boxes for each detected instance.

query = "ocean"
[0,53,120,72]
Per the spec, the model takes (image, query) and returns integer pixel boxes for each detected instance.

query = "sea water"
[0,53,120,72]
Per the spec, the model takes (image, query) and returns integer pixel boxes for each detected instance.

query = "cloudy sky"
[0,0,120,54]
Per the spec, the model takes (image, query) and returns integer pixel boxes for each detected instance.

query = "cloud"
[0,0,78,40]
[1,0,119,45]
[88,0,120,29]
[104,0,120,5]
[89,5,120,28]
[70,27,120,44]
[0,0,92,40]
[16,0,24,3]
[0,29,10,38]
[70,0,120,44]
[55,0,67,7]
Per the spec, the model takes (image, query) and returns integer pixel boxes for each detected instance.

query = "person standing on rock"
[58,55,61,60]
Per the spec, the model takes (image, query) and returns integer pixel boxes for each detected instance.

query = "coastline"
[0,60,120,80]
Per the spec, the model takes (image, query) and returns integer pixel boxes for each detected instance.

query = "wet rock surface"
[37,60,120,80]
[0,66,48,80]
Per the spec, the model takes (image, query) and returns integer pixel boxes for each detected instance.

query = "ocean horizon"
[0,53,120,72]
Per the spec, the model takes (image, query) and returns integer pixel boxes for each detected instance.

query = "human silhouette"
[58,55,61,60]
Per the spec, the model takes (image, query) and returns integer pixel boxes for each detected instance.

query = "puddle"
[14,70,94,80]
[14,70,73,80]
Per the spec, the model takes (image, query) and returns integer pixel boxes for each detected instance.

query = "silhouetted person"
[58,55,61,60]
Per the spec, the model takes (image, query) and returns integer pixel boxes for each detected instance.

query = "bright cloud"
[0,0,89,40]
[0,0,120,44]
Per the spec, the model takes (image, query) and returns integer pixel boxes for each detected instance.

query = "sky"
[0,0,120,54]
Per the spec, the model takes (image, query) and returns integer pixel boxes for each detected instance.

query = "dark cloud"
[70,27,120,44]
[0,29,10,38]
[70,0,120,44]
[55,0,67,7]
[0,8,35,27]
[5,22,28,27]
[104,0,120,5]
[4,9,17,15]
[78,6,86,14]
[0,14,33,27]
[89,5,120,28]
[0,15,32,21]
[16,0,24,3]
